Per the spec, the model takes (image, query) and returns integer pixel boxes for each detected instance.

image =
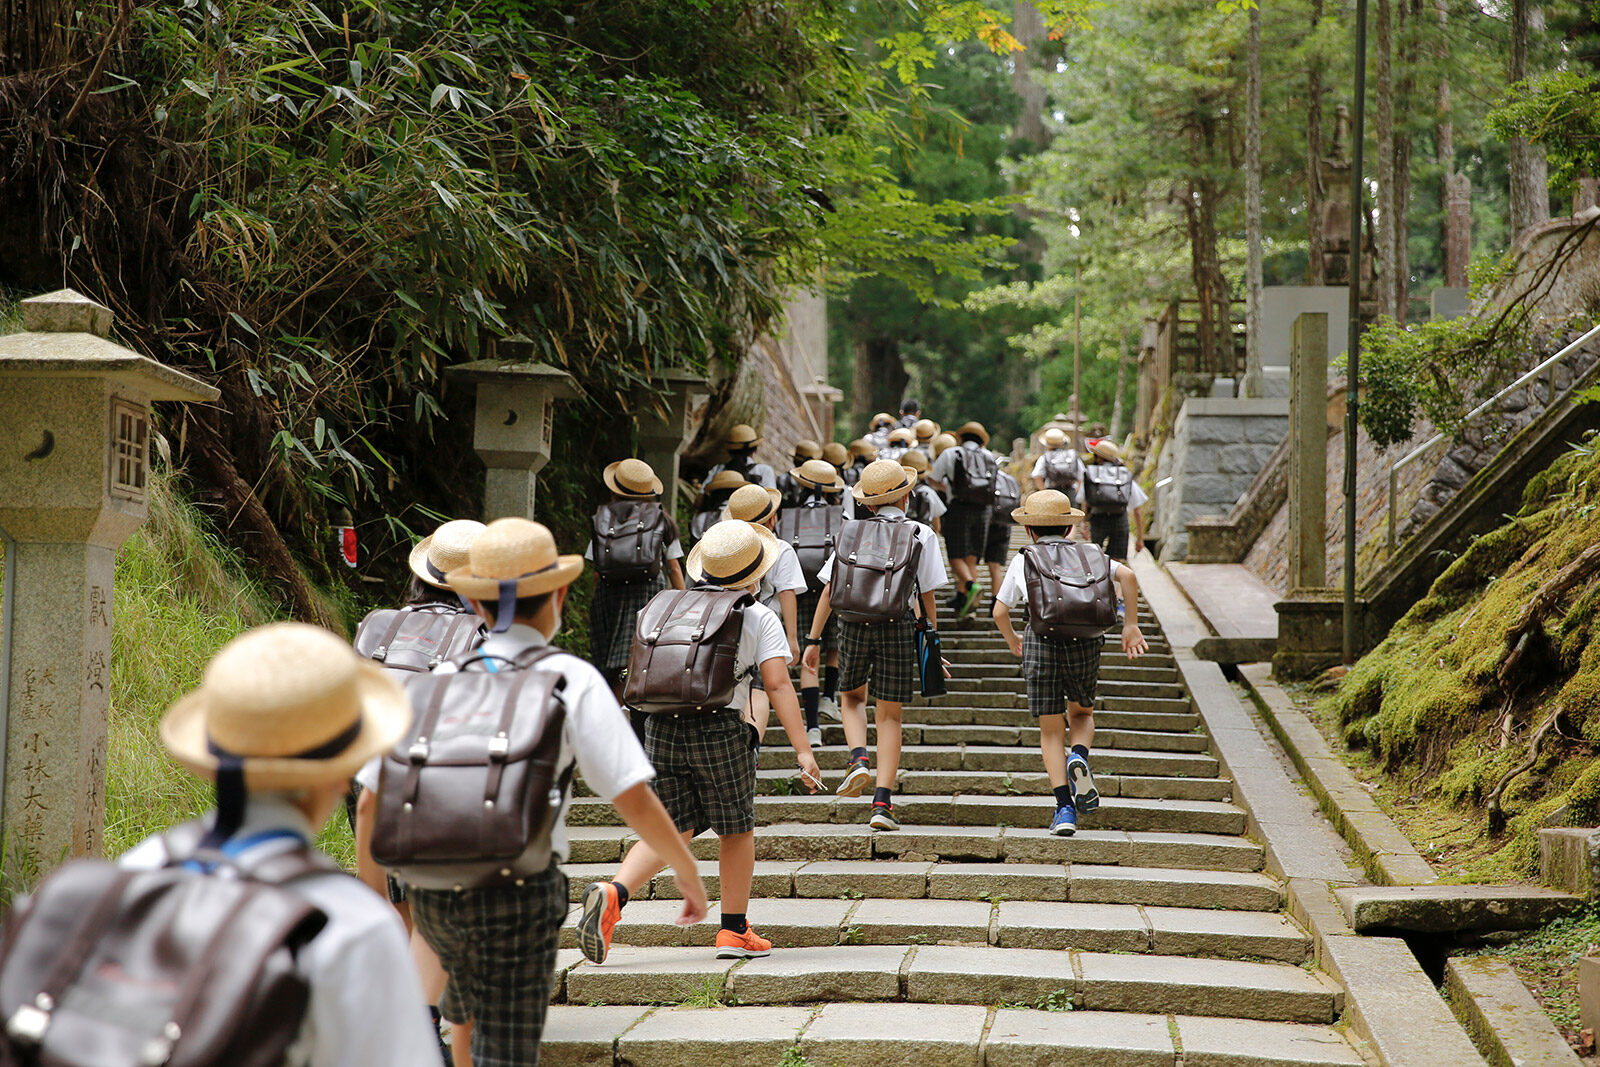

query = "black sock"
[1053,784,1074,808]
[850,747,868,765]
[613,881,631,908]
[1071,744,1090,761]
[824,666,840,699]
[802,686,820,730]
[873,786,893,807]
[720,912,749,934]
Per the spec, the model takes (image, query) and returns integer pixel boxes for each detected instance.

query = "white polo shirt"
[727,599,794,710]
[996,536,1123,610]
[1031,449,1086,494]
[705,460,778,490]
[909,483,947,523]
[818,505,950,597]
[756,538,810,612]
[1084,463,1150,513]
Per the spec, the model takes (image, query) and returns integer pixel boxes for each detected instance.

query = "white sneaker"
[806,726,823,749]
[818,697,842,722]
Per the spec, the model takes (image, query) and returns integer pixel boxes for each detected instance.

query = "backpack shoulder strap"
[1072,542,1109,581]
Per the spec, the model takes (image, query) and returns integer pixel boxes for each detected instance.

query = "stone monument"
[447,341,577,521]
[0,289,217,871]
[636,369,708,514]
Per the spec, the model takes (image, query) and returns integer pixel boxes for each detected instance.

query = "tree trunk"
[851,333,907,426]
[1435,0,1454,279]
[1306,0,1327,287]
[1,0,74,73]
[1509,0,1552,235]
[1243,2,1264,396]
[1391,0,1417,322]
[1374,0,1397,320]
[1011,2,1048,149]
[1110,329,1130,441]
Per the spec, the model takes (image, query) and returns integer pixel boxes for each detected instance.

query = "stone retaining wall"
[1154,398,1288,561]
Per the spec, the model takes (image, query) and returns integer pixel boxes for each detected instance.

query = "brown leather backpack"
[353,603,484,675]
[370,646,571,890]
[589,501,669,582]
[828,516,923,624]
[0,822,335,1067]
[624,589,752,715]
[1022,540,1118,639]
[776,502,843,593]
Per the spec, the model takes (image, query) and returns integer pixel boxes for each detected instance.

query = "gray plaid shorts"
[590,575,665,674]
[838,618,916,704]
[645,708,758,835]
[1023,629,1102,715]
[944,503,993,559]
[797,588,839,654]
[410,865,568,1067]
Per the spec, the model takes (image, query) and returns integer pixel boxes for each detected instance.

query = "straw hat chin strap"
[427,557,477,613]
[489,560,561,633]
[199,716,365,847]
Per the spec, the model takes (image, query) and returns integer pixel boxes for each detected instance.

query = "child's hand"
[801,644,821,672]
[797,754,824,793]
[1122,623,1148,658]
[941,656,953,679]
[1006,636,1023,658]
[788,640,801,666]
[674,871,710,926]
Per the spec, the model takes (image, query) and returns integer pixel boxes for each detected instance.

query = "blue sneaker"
[1050,804,1078,836]
[1067,752,1099,814]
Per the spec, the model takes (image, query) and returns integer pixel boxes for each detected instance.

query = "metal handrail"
[1386,320,1600,553]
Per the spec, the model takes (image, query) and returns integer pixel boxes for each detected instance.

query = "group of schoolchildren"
[0,404,1151,1067]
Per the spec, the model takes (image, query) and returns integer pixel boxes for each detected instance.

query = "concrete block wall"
[1156,398,1288,561]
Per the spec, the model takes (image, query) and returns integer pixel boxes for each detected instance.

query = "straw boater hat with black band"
[900,449,931,481]
[1042,427,1068,449]
[445,517,585,633]
[822,442,849,468]
[792,439,822,460]
[848,439,878,462]
[791,457,845,494]
[162,622,413,844]
[956,420,990,446]
[1090,438,1123,463]
[722,483,783,524]
[726,424,761,449]
[1011,489,1086,526]
[853,458,916,507]
[870,412,895,431]
[603,457,664,499]
[685,519,781,589]
[409,519,487,590]
[705,469,748,494]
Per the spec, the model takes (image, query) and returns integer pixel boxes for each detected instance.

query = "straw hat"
[408,519,487,589]
[162,622,411,790]
[848,439,878,462]
[792,439,822,460]
[932,432,958,457]
[603,457,664,499]
[1042,427,1068,449]
[706,469,748,493]
[1090,438,1123,462]
[956,421,990,445]
[792,457,845,492]
[445,517,585,601]
[723,483,783,524]
[822,442,849,467]
[888,427,915,447]
[852,458,915,506]
[913,419,938,443]
[900,450,930,481]
[1012,489,1086,526]
[870,412,895,431]
[726,424,761,448]
[685,519,781,589]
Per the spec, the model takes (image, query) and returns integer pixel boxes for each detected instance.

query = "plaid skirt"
[838,618,917,704]
[1022,629,1103,715]
[944,503,993,559]
[590,574,665,674]
[797,588,839,654]
[646,708,758,836]
[411,865,568,1067]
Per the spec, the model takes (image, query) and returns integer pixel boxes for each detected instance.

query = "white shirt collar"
[479,622,551,660]
[874,505,907,518]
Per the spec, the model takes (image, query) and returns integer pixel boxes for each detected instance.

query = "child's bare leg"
[612,829,693,897]
[1038,713,1069,787]
[874,700,903,789]
[717,831,756,914]
[1067,703,1095,751]
[841,685,869,751]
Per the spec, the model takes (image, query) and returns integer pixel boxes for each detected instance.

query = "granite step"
[749,744,1221,777]
[760,723,1210,754]
[580,767,1232,802]
[904,702,1193,727]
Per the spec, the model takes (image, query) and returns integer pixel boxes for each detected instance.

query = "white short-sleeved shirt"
[931,439,993,490]
[730,598,794,708]
[818,505,950,598]
[757,538,809,613]
[1084,463,1150,513]
[910,483,947,522]
[706,461,778,490]
[120,798,440,1067]
[584,536,684,562]
[1031,450,1086,493]
[996,537,1123,610]
[356,625,655,879]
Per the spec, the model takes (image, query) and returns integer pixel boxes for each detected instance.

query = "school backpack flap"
[1022,541,1118,639]
[624,590,752,715]
[949,447,998,505]
[353,604,484,674]
[590,501,668,582]
[0,832,334,1067]
[1083,464,1135,512]
[689,508,720,543]
[828,518,924,624]
[777,504,843,593]
[371,646,570,886]
[993,470,1022,516]
[1042,450,1080,493]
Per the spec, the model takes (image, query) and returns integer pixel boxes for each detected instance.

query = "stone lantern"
[447,343,578,521]
[636,369,709,514]
[0,289,218,869]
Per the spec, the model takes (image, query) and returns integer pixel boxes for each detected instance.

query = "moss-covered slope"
[1330,436,1600,878]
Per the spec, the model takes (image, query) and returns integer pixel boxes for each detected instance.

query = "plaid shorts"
[944,503,993,559]
[1023,628,1103,715]
[590,574,666,674]
[410,865,568,1067]
[797,588,839,654]
[1089,511,1131,561]
[983,522,1013,565]
[838,618,916,704]
[646,708,757,835]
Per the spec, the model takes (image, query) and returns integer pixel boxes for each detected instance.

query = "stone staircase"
[541,546,1369,1066]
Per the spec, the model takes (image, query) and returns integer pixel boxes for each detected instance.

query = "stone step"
[752,743,1221,777]
[566,823,1264,872]
[540,1004,1363,1067]
[560,860,1281,911]
[557,897,1308,963]
[580,767,1230,803]
[910,702,1194,726]
[761,723,1210,754]
[568,793,1247,835]
[551,945,1340,1024]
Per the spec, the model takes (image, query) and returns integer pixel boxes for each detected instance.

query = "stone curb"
[1237,663,1438,887]
[1445,956,1584,1067]
[1134,557,1487,1066]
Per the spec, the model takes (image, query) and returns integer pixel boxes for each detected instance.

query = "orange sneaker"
[714,926,773,959]
[577,881,623,964]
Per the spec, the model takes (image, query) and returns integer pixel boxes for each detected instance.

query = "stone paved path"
[542,536,1370,1066]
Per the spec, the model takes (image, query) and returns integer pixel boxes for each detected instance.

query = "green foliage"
[777,1048,816,1067]
[1489,70,1600,193]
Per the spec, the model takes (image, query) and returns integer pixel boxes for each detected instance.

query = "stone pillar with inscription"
[447,345,577,521]
[0,290,217,870]
[1446,172,1473,289]
[636,369,707,516]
